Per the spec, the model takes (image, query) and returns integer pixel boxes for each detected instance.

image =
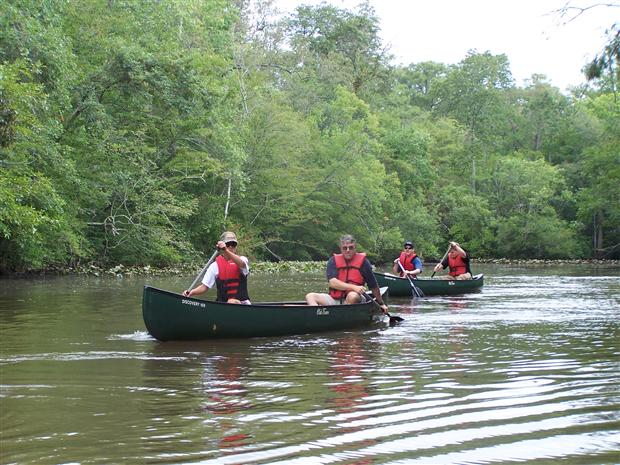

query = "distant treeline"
[1,0,619,272]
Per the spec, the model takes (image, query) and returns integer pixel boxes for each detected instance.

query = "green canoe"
[142,285,387,341]
[373,272,484,297]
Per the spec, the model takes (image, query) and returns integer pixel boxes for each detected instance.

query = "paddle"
[361,291,403,325]
[396,260,424,297]
[431,245,451,278]
[187,248,220,292]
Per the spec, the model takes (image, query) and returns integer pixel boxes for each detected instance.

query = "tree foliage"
[1,0,619,271]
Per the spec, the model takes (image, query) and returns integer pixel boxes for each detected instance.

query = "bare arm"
[370,287,388,312]
[218,240,247,270]
[183,283,209,297]
[450,241,467,258]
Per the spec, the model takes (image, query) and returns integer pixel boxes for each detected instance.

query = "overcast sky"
[274,0,618,91]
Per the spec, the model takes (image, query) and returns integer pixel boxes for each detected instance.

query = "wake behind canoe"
[373,272,484,297]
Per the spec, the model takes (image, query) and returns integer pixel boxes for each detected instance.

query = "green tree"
[0,0,84,270]
[434,186,495,257]
[514,77,572,161]
[284,2,391,100]
[585,24,619,97]
[304,87,402,260]
[392,61,448,111]
[482,154,581,258]
[431,51,516,192]
[575,94,620,258]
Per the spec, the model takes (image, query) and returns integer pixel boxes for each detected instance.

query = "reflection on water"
[1,264,619,464]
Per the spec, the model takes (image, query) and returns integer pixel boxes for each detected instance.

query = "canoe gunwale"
[143,285,387,309]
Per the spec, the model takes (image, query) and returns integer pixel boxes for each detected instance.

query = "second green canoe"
[373,272,484,296]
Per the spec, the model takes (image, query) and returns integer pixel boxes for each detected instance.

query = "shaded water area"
[1,264,619,464]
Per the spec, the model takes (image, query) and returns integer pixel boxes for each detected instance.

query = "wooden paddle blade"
[388,314,404,325]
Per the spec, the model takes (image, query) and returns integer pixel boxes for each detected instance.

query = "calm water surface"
[1,264,619,464]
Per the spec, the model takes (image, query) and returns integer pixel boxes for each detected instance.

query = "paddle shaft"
[396,260,422,297]
[431,245,452,278]
[188,249,219,290]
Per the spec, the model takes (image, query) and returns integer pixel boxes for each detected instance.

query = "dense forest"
[1,0,619,272]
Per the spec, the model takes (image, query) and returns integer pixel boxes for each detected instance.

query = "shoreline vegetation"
[2,258,619,278]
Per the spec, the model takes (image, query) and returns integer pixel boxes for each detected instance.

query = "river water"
[1,264,619,464]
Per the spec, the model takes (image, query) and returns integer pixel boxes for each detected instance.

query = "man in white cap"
[183,231,251,304]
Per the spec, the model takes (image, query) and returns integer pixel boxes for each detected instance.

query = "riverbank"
[2,258,619,278]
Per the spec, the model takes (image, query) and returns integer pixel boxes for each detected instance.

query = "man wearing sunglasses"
[392,241,423,278]
[183,231,251,304]
[305,234,388,313]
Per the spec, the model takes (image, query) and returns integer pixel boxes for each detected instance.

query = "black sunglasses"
[225,241,238,247]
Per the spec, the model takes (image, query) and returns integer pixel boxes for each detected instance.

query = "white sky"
[274,0,619,91]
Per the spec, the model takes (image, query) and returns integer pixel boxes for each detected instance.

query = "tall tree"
[431,51,515,192]
[0,2,83,270]
[284,2,391,100]
[392,61,448,111]
[575,94,620,257]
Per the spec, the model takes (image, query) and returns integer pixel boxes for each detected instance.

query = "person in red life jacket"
[305,234,388,313]
[183,231,251,304]
[433,241,472,280]
[392,240,423,278]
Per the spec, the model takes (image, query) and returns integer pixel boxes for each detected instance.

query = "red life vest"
[398,251,419,276]
[447,253,467,277]
[329,252,367,300]
[215,255,249,302]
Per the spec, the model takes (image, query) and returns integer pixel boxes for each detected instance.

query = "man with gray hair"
[305,234,388,312]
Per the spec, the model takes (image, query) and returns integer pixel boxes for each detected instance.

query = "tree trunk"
[472,157,476,194]
[534,131,541,152]
[593,210,604,258]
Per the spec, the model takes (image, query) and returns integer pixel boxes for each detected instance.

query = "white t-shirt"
[201,257,250,289]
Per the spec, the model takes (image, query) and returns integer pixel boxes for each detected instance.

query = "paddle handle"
[188,249,219,290]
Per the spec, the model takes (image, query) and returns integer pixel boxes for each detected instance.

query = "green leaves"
[1,0,618,271]
[0,169,82,270]
[574,94,620,257]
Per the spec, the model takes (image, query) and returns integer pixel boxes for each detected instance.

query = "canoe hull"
[374,272,484,296]
[142,286,386,341]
